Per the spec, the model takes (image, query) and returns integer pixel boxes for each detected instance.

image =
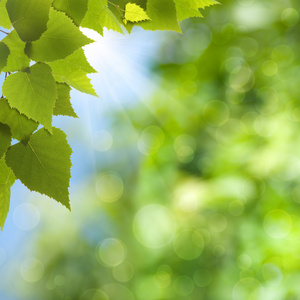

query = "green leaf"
[52,0,89,26]
[5,127,72,209]
[49,63,97,96]
[2,30,31,72]
[6,0,52,41]
[47,51,97,96]
[124,2,151,24]
[187,0,219,9]
[132,0,147,9]
[25,8,94,62]
[0,156,15,231]
[0,42,10,72]
[139,0,181,32]
[2,63,57,132]
[0,98,38,142]
[0,0,11,29]
[0,183,10,231]
[0,123,11,158]
[62,48,96,74]
[175,0,218,20]
[174,0,202,21]
[81,0,123,35]
[0,156,15,185]
[54,83,78,117]
[50,64,97,96]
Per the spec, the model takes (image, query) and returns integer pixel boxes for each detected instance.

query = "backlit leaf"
[139,0,181,32]
[174,0,202,21]
[0,0,11,29]
[0,156,15,185]
[0,98,38,142]
[81,0,123,35]
[54,83,78,118]
[25,8,94,62]
[61,48,96,74]
[0,42,9,72]
[0,123,11,158]
[0,156,15,231]
[6,0,52,41]
[2,30,31,72]
[47,51,97,96]
[0,184,10,231]
[2,63,57,131]
[124,3,151,24]
[188,0,219,9]
[52,0,89,26]
[5,128,72,209]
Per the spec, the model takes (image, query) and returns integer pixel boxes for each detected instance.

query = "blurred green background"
[3,0,300,299]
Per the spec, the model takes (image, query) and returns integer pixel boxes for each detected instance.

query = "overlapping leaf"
[175,0,218,20]
[139,0,181,32]
[6,0,52,41]
[0,156,14,185]
[1,30,31,72]
[81,0,123,35]
[0,123,11,158]
[0,42,9,72]
[0,98,38,141]
[0,156,15,231]
[54,83,78,117]
[5,128,72,209]
[47,49,97,96]
[107,0,128,22]
[52,0,89,26]
[50,64,97,96]
[25,8,93,62]
[2,63,57,131]
[0,0,218,230]
[0,0,11,29]
[174,0,203,20]
[0,184,10,231]
[190,0,219,9]
[59,48,96,74]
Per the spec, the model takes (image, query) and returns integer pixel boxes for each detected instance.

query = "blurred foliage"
[11,0,300,299]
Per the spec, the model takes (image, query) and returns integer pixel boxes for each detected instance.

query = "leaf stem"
[0,29,8,35]
[107,0,125,16]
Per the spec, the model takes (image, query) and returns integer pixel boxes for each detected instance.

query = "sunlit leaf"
[2,63,57,131]
[5,128,72,209]
[0,98,38,142]
[25,8,93,62]
[124,3,150,25]
[6,0,52,41]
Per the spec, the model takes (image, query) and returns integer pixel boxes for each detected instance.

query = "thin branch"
[0,29,8,35]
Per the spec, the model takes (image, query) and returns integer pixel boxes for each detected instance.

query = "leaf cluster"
[0,0,217,231]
